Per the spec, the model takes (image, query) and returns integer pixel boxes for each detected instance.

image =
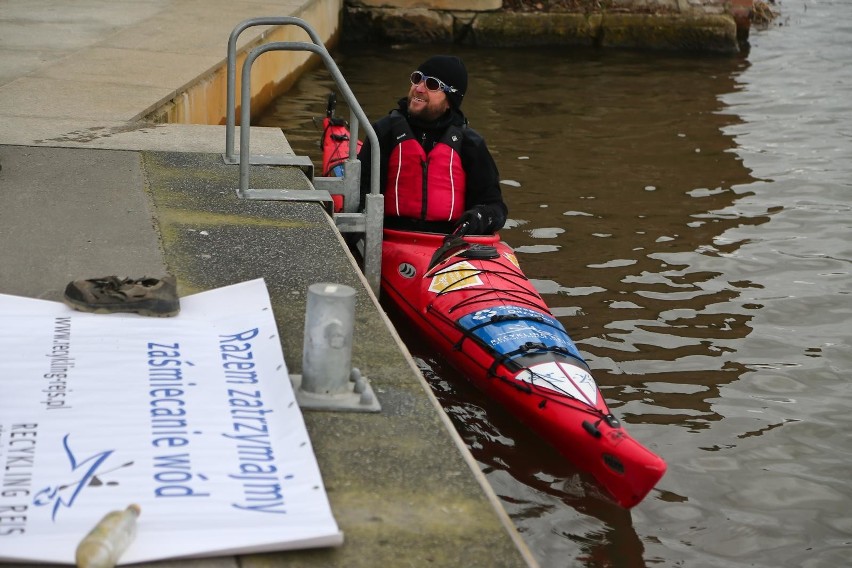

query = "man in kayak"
[358,55,507,235]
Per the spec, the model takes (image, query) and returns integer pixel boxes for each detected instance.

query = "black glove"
[455,207,490,235]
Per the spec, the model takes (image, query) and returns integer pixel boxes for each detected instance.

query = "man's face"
[407,78,450,122]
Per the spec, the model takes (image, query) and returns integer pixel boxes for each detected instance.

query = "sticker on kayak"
[503,251,520,268]
[517,361,598,404]
[398,262,416,279]
[428,261,482,293]
[457,305,582,360]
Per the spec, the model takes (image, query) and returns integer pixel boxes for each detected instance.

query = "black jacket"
[358,98,507,234]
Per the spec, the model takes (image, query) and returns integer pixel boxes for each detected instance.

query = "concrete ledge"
[344,3,746,53]
[600,13,738,53]
[147,0,345,126]
[142,151,537,567]
[344,7,456,43]
[0,120,288,155]
[355,0,500,8]
[471,12,601,47]
[0,0,345,152]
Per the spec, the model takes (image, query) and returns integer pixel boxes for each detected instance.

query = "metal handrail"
[225,17,384,294]
[237,41,380,200]
[225,17,323,163]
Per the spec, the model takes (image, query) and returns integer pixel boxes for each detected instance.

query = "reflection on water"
[258,2,852,564]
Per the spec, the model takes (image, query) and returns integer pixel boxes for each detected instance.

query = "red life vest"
[385,114,467,222]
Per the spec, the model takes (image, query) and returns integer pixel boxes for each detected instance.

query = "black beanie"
[417,55,467,109]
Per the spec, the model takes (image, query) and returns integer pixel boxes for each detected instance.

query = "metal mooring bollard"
[292,283,381,412]
[302,282,355,394]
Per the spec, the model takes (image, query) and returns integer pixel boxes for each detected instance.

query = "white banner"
[0,279,342,564]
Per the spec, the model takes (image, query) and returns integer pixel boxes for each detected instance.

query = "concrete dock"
[0,1,536,566]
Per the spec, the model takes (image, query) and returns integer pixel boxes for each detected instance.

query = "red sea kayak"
[380,228,667,508]
[316,92,665,506]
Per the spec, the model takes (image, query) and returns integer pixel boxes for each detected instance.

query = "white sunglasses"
[410,71,458,94]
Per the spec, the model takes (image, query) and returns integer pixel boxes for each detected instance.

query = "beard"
[408,95,449,122]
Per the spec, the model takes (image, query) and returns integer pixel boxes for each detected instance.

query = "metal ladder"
[223,17,384,294]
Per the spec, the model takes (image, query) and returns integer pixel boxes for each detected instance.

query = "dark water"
[258,2,852,565]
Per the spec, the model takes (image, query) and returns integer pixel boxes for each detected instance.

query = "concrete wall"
[348,0,741,16]
[356,0,501,8]
[343,0,754,53]
[147,0,343,125]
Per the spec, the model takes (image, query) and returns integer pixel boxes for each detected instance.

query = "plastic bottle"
[75,504,141,568]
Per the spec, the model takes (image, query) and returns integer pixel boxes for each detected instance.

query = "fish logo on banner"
[32,433,134,521]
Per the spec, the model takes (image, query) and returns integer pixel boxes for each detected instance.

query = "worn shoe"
[63,275,180,317]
